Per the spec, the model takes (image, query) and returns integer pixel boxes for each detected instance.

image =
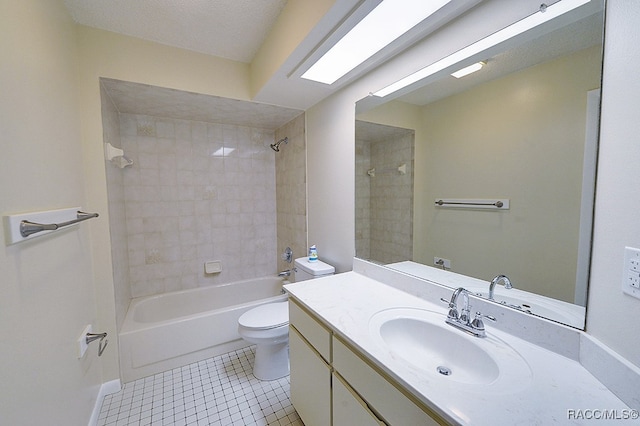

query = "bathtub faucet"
[278,269,294,277]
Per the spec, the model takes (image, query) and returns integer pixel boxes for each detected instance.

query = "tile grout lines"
[96,346,302,426]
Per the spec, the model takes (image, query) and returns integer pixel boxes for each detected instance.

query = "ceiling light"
[301,0,452,85]
[451,61,485,78]
[374,0,590,97]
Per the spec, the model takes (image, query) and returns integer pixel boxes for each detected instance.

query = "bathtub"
[119,276,287,382]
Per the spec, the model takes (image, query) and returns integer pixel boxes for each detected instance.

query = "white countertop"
[285,271,632,425]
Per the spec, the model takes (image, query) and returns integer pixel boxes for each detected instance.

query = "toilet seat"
[238,301,289,330]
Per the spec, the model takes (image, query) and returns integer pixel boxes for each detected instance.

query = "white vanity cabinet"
[332,372,384,426]
[289,300,332,426]
[288,299,443,426]
[333,337,441,426]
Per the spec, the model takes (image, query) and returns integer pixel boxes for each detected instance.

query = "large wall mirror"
[355,1,605,329]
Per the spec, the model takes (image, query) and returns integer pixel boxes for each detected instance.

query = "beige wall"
[417,46,600,303]
[0,1,102,424]
[251,0,336,98]
[587,0,640,367]
[306,89,358,272]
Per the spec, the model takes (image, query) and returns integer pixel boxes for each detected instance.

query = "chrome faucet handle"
[440,297,459,320]
[471,311,497,332]
[471,312,485,331]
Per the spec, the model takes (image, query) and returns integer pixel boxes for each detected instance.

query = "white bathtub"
[119,276,287,382]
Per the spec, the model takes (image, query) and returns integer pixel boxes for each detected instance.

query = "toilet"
[293,256,336,282]
[237,256,335,380]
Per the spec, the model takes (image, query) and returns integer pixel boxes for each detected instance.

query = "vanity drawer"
[333,336,441,426]
[289,299,331,362]
[333,372,385,426]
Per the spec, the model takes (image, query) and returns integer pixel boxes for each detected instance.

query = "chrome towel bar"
[434,199,510,210]
[20,211,99,237]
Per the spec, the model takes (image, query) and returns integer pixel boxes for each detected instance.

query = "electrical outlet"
[434,257,451,269]
[622,247,640,300]
[78,324,92,358]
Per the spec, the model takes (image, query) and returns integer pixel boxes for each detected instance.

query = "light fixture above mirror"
[451,61,485,78]
[293,0,481,87]
[373,0,594,97]
[302,0,453,84]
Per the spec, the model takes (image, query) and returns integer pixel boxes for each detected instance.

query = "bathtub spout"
[278,269,292,277]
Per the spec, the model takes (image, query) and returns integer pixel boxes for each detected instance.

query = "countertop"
[285,271,632,425]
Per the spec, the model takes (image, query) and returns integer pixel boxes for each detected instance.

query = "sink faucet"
[489,274,512,300]
[442,287,495,337]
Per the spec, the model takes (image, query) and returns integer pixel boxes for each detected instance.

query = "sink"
[369,308,532,392]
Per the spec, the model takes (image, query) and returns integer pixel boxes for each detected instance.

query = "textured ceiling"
[101,78,302,130]
[64,0,287,63]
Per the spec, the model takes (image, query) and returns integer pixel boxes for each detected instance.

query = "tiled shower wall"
[106,112,281,301]
[275,114,307,270]
[102,85,131,331]
[355,137,372,260]
[369,131,414,263]
[355,123,414,264]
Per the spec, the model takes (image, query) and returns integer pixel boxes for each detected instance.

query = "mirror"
[355,2,605,329]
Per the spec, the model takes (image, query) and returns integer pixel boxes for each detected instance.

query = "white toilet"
[293,256,336,282]
[237,257,335,380]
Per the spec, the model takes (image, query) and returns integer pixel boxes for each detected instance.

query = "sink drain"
[437,366,452,376]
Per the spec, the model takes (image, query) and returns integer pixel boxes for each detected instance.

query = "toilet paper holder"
[86,332,108,357]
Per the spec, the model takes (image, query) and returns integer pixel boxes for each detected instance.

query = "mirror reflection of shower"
[270,137,288,152]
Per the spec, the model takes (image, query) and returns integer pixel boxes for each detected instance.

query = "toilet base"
[253,341,289,381]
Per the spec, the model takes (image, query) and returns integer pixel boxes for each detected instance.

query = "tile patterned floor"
[96,347,303,426]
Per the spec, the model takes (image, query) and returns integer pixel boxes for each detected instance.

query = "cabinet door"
[289,326,331,426]
[333,372,384,426]
[333,337,441,426]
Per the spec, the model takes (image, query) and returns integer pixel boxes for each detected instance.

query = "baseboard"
[88,379,121,426]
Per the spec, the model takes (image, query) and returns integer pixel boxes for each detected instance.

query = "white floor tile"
[96,346,302,426]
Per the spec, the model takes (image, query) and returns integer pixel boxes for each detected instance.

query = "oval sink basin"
[369,308,532,392]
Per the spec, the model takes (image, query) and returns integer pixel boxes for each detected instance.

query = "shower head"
[270,137,288,152]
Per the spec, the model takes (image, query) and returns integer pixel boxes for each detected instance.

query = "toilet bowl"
[237,257,335,380]
[238,301,290,381]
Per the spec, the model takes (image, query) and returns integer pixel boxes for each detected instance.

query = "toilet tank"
[293,256,335,282]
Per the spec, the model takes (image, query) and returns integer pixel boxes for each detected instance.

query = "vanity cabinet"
[289,299,443,426]
[289,300,332,426]
[333,337,441,426]
[332,372,384,426]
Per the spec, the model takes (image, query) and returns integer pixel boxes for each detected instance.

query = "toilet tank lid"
[294,257,335,275]
[238,301,289,329]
